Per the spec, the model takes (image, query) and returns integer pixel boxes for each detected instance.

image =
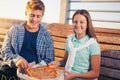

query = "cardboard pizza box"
[17,62,64,80]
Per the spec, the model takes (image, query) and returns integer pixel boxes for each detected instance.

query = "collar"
[73,35,90,44]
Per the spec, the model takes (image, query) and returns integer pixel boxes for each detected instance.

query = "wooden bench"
[0,18,120,80]
[46,23,120,80]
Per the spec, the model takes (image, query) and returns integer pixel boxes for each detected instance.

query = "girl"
[49,9,101,80]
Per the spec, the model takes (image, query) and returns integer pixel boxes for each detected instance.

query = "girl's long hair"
[72,9,97,40]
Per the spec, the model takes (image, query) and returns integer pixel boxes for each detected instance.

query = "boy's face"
[26,9,43,29]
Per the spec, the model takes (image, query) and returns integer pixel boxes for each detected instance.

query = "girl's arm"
[65,55,100,80]
[49,51,68,67]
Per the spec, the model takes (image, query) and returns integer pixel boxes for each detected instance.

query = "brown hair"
[72,9,97,39]
[26,0,45,15]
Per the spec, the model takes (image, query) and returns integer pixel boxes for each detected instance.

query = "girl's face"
[73,14,87,36]
[26,9,43,29]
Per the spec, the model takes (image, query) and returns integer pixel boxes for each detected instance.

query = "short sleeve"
[90,41,101,55]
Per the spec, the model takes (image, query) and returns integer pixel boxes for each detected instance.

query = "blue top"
[1,22,54,67]
[20,28,39,63]
[66,35,100,80]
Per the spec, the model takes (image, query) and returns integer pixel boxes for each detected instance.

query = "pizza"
[27,66,58,80]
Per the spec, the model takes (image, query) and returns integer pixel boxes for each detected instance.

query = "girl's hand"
[64,70,76,80]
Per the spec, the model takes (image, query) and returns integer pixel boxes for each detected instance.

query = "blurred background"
[0,0,120,29]
[0,0,60,23]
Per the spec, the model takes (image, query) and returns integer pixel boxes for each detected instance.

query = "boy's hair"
[26,0,45,15]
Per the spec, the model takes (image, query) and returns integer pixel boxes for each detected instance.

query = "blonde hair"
[26,0,45,15]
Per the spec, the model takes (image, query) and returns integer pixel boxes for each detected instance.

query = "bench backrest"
[0,19,120,80]
[46,23,120,60]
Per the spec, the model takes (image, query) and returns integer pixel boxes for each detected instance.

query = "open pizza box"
[17,62,64,80]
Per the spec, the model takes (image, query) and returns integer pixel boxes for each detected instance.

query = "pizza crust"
[27,66,58,80]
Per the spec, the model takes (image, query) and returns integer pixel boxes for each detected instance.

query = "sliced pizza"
[27,66,58,80]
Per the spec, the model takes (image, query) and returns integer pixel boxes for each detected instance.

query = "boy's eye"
[29,14,41,18]
[37,15,41,18]
[29,14,34,17]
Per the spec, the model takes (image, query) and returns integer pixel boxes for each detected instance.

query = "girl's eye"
[73,21,78,24]
[73,21,84,24]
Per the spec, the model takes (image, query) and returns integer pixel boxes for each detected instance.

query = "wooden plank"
[101,50,120,59]
[94,27,120,35]
[0,18,23,25]
[101,57,120,69]
[0,39,4,42]
[0,42,3,48]
[97,36,120,45]
[0,28,8,35]
[0,34,5,41]
[99,44,120,51]
[54,41,66,50]
[0,21,13,29]
[54,49,65,58]
[52,36,66,43]
[47,23,73,37]
[100,67,120,79]
[0,34,5,48]
[0,24,11,29]
[55,57,63,61]
[95,32,120,37]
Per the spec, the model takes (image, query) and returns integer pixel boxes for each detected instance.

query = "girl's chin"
[75,30,82,34]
